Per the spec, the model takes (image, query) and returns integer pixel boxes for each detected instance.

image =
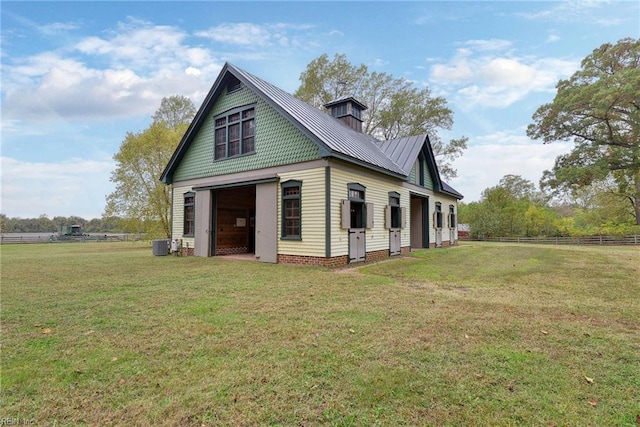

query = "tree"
[104,97,195,238]
[498,175,537,200]
[152,95,197,130]
[463,175,559,238]
[527,38,640,225]
[295,53,467,180]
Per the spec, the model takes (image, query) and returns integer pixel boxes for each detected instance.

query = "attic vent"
[227,76,241,93]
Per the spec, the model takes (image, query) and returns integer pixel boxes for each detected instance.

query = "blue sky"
[1,1,638,219]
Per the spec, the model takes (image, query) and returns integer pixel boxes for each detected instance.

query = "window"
[227,76,241,93]
[183,192,195,236]
[449,205,456,228]
[282,181,301,239]
[389,192,401,229]
[214,105,256,160]
[435,202,443,229]
[348,183,366,229]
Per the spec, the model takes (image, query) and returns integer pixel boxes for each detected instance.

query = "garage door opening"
[213,186,256,256]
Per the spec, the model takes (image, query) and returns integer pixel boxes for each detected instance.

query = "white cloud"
[185,67,201,76]
[463,39,513,52]
[429,43,578,109]
[75,18,189,71]
[546,33,561,44]
[478,58,537,86]
[1,19,223,121]
[39,21,80,35]
[0,156,116,218]
[196,22,315,49]
[372,58,389,67]
[449,131,572,201]
[518,1,627,26]
[197,23,272,46]
[430,49,474,82]
[1,17,327,123]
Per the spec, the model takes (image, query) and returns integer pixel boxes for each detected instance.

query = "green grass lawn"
[1,242,639,426]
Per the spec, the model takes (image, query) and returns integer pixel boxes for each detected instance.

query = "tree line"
[458,175,640,239]
[0,214,122,234]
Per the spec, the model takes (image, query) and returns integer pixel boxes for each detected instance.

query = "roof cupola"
[323,97,367,133]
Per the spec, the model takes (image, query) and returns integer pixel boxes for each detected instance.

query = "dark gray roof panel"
[375,134,428,175]
[441,181,464,199]
[324,97,368,111]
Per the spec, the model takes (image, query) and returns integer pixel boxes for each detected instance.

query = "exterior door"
[349,197,366,262]
[387,193,402,256]
[342,184,367,263]
[448,205,456,245]
[349,229,365,262]
[255,182,277,263]
[435,202,443,247]
[389,229,401,256]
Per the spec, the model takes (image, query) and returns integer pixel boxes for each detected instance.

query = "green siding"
[174,86,320,181]
[409,158,434,190]
[423,157,434,190]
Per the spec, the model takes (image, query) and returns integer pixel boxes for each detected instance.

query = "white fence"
[470,235,640,246]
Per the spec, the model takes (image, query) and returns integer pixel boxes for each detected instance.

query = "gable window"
[214,105,256,160]
[227,76,241,93]
[282,181,302,239]
[183,192,195,236]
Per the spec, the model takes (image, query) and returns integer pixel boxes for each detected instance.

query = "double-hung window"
[282,181,302,239]
[214,106,255,160]
[183,192,195,236]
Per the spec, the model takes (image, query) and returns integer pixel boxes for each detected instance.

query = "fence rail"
[467,235,640,246]
[0,233,141,244]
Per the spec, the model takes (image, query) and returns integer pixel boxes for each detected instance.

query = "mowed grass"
[1,242,639,426]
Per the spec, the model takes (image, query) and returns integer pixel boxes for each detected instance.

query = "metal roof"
[375,134,428,176]
[228,63,406,177]
[161,62,463,199]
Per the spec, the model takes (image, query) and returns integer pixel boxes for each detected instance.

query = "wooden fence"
[467,235,640,246]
